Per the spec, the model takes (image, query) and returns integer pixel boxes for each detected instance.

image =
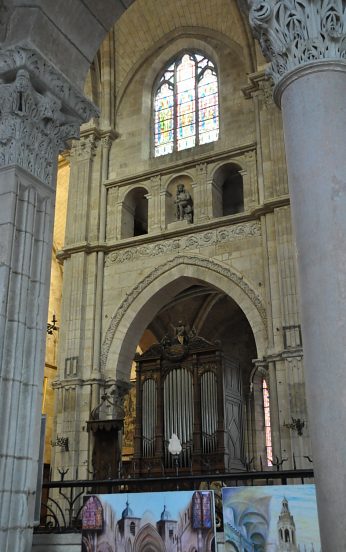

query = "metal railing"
[36,465,314,533]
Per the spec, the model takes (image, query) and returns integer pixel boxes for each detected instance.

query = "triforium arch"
[102,254,267,380]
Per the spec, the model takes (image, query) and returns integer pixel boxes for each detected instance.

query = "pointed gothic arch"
[133,524,165,552]
[102,254,267,379]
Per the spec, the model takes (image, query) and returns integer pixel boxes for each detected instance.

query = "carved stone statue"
[175,183,193,223]
[175,320,188,345]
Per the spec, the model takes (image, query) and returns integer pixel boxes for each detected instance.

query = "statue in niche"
[175,183,193,223]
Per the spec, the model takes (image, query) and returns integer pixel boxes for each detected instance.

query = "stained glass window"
[154,52,219,157]
[263,379,273,467]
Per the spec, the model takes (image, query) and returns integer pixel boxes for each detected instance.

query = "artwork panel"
[155,109,174,126]
[155,130,173,147]
[199,127,219,145]
[154,83,174,110]
[155,142,174,156]
[177,55,196,92]
[177,134,196,151]
[199,112,219,132]
[82,490,216,552]
[221,484,321,552]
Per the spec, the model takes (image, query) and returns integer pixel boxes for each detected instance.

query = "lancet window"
[263,379,273,466]
[154,52,219,157]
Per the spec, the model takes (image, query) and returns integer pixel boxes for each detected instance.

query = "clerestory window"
[154,52,219,157]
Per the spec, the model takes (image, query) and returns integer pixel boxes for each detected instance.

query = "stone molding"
[244,0,346,85]
[242,70,275,105]
[101,254,267,370]
[0,46,97,185]
[105,221,261,265]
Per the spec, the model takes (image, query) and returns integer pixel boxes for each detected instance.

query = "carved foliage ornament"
[0,47,98,185]
[0,69,80,184]
[246,0,346,84]
[0,46,97,122]
[105,222,261,265]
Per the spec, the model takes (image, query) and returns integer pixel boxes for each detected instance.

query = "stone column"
[0,46,95,551]
[148,175,162,233]
[241,1,346,547]
[193,162,209,222]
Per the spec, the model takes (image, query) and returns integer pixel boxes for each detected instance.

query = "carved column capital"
[70,133,99,160]
[101,130,117,151]
[241,0,346,100]
[0,45,97,185]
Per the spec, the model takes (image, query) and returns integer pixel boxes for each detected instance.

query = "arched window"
[262,379,273,467]
[154,52,219,156]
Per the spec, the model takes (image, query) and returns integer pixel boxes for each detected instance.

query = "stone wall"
[51,0,312,483]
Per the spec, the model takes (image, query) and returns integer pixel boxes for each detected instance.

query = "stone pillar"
[192,162,209,222]
[148,175,162,233]
[241,1,346,547]
[0,47,95,551]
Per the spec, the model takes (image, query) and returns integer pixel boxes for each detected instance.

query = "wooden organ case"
[133,333,244,477]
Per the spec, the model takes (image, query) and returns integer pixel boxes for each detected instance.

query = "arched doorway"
[103,256,268,476]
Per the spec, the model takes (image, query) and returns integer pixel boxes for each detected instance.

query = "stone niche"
[166,174,194,228]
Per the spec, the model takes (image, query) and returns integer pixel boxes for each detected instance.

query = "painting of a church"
[82,490,216,551]
[222,485,321,552]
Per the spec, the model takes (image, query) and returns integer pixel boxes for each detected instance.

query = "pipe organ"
[133,332,244,476]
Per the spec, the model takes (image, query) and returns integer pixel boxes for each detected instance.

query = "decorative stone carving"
[105,221,261,265]
[101,255,267,370]
[90,381,131,421]
[70,133,99,160]
[0,46,97,121]
[0,46,97,185]
[175,183,193,222]
[243,0,346,85]
[101,133,115,151]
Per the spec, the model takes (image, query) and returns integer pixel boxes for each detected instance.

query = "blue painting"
[222,485,321,552]
[82,490,216,552]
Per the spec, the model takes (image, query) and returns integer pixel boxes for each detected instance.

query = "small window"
[154,52,219,157]
[130,521,136,536]
[263,379,273,467]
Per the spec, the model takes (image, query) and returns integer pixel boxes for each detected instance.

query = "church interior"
[1,0,346,550]
[43,0,310,546]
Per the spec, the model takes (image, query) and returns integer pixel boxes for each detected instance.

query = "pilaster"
[192,163,209,223]
[0,47,95,552]
[148,175,161,233]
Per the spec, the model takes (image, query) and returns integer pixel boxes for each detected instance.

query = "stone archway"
[102,254,267,380]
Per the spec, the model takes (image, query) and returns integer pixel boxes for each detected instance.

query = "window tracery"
[154,52,219,157]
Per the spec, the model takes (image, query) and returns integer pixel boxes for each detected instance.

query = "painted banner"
[222,484,321,552]
[82,490,216,552]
